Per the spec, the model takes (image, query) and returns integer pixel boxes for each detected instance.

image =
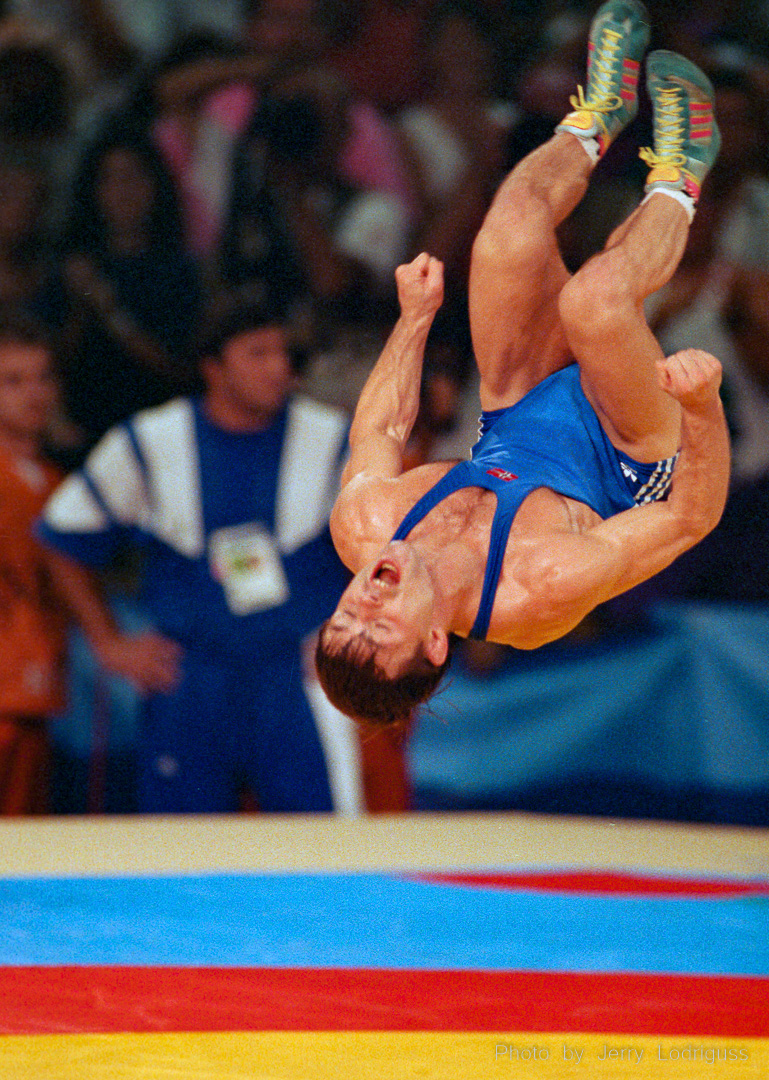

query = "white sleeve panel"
[83,426,151,525]
[130,398,205,559]
[276,396,349,555]
[42,473,110,534]
[43,427,148,533]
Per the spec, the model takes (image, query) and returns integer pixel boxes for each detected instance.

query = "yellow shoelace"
[568,29,623,113]
[639,86,687,167]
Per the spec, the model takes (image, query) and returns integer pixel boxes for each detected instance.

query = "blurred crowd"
[1,0,768,816]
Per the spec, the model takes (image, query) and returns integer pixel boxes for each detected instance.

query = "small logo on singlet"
[486,467,518,482]
[621,461,638,483]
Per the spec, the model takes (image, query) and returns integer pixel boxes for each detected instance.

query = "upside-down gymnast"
[315,0,730,725]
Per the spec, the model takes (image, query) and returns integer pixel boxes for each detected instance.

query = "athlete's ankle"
[569,132,603,166]
[640,186,696,222]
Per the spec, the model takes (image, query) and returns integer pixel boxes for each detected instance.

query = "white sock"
[642,186,696,222]
[576,134,601,165]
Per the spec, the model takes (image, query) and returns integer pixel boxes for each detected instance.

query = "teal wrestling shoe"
[639,50,720,204]
[557,0,651,158]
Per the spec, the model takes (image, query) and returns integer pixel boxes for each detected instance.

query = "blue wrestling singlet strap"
[469,482,536,641]
[391,461,480,542]
[391,462,537,643]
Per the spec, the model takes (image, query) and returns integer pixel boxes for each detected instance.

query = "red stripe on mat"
[412,871,769,897]
[0,968,767,1037]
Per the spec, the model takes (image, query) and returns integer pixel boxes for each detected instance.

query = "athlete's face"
[323,542,448,677]
[0,342,57,443]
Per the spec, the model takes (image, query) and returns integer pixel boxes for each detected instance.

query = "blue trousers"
[138,647,333,813]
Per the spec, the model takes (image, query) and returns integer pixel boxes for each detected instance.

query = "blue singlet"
[392,363,677,640]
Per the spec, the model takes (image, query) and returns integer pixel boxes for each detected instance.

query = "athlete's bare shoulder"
[330,460,458,572]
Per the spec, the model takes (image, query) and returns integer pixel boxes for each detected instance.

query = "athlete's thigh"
[560,252,682,461]
[558,200,687,461]
[468,226,572,411]
[575,317,682,463]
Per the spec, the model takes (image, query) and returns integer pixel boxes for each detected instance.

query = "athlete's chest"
[348,467,601,574]
[404,481,599,546]
[419,484,496,538]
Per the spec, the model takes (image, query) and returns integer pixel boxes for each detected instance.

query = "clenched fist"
[395,252,444,323]
[657,349,722,412]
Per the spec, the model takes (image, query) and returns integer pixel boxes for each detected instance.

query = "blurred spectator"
[319,0,432,114]
[133,1,414,278]
[648,0,769,70]
[242,0,419,217]
[221,56,411,345]
[140,29,266,274]
[0,16,83,222]
[0,26,70,147]
[0,13,92,149]
[243,0,326,61]
[0,149,55,311]
[39,305,351,813]
[38,117,202,455]
[507,9,588,165]
[242,0,417,212]
[0,313,65,814]
[7,0,242,65]
[397,1,514,317]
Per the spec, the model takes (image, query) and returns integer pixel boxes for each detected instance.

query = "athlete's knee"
[558,248,634,337]
[472,180,553,275]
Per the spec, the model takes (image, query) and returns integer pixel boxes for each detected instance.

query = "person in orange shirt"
[0,314,65,814]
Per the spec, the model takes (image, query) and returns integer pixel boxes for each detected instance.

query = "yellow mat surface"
[2,1032,767,1080]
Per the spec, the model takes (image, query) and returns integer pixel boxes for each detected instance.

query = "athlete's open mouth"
[372,559,400,585]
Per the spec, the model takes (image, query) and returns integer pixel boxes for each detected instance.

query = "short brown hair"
[0,309,54,354]
[315,622,451,727]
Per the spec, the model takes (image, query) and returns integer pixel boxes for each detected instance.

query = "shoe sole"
[646,49,716,101]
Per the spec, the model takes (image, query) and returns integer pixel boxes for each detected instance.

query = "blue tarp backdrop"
[410,602,769,823]
[51,600,769,823]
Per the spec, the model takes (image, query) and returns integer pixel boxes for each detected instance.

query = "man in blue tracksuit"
[41,308,350,812]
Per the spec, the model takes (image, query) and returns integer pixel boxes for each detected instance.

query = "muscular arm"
[339,253,444,489]
[504,350,731,646]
